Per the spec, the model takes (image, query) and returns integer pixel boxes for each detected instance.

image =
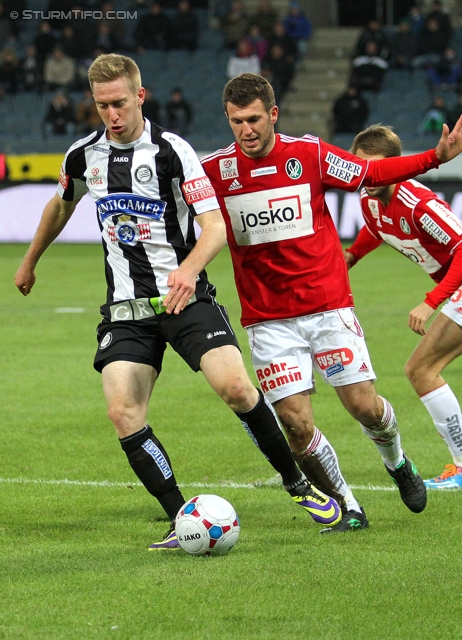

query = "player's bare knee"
[404,358,421,388]
[348,398,383,425]
[220,378,258,412]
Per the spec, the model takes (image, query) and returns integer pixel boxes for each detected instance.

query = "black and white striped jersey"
[57,119,220,315]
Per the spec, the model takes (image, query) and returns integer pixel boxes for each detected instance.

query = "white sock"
[360,397,404,470]
[420,384,462,466]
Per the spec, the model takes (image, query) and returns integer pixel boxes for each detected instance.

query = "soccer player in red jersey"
[202,73,462,527]
[345,124,462,489]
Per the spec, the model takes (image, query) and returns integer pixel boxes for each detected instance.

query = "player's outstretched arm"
[408,301,435,336]
[15,193,78,296]
[435,115,462,163]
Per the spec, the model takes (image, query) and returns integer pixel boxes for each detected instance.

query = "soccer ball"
[175,494,240,556]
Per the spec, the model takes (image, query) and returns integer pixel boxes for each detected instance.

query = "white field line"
[0,476,397,491]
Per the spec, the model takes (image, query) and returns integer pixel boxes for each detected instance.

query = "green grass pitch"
[0,242,461,639]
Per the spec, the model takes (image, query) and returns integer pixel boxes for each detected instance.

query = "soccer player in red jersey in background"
[202,73,462,527]
[345,124,462,489]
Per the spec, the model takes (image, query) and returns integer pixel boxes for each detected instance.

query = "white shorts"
[441,286,462,327]
[247,308,376,403]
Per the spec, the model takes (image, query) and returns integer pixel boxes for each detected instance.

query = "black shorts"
[94,301,240,374]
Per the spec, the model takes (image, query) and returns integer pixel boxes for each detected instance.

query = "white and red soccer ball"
[175,494,240,556]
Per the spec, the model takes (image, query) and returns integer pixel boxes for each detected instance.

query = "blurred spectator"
[389,18,417,69]
[332,85,369,134]
[267,21,297,65]
[21,44,41,92]
[170,0,199,52]
[407,4,425,35]
[44,90,76,135]
[2,0,26,38]
[418,94,450,134]
[165,87,193,136]
[100,1,126,50]
[282,1,312,62]
[0,47,19,94]
[220,1,250,50]
[94,22,119,53]
[261,42,294,104]
[142,86,162,124]
[59,25,85,59]
[43,46,76,91]
[427,47,461,92]
[67,3,98,57]
[412,17,450,69]
[353,19,389,59]
[245,24,268,62]
[46,0,75,30]
[0,3,15,47]
[424,1,452,43]
[76,88,102,134]
[350,40,389,93]
[252,0,279,40]
[34,21,57,70]
[134,2,171,53]
[227,38,261,79]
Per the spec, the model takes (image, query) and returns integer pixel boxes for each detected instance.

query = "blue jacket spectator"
[282,1,312,61]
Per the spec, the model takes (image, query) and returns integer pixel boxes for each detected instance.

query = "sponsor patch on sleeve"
[181,176,216,204]
[420,213,451,244]
[325,152,362,184]
[427,199,462,235]
[59,165,69,190]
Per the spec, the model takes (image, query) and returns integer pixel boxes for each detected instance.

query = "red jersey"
[350,179,462,308]
[202,134,440,327]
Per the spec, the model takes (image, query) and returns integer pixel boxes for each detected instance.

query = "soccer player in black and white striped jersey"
[15,54,342,549]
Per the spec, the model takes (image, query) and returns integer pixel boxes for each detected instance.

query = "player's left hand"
[435,115,462,163]
[163,266,196,314]
[408,301,435,335]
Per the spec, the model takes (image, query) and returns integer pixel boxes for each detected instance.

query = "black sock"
[234,389,304,488]
[120,425,185,523]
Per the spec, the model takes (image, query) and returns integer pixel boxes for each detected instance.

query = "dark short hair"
[351,124,402,157]
[222,73,275,113]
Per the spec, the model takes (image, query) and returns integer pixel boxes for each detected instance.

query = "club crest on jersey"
[135,165,153,184]
[286,158,302,179]
[114,219,140,246]
[219,157,238,180]
[368,200,379,218]
[400,217,411,234]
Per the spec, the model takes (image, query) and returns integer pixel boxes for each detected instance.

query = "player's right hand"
[343,250,356,269]
[15,265,36,296]
[408,301,434,335]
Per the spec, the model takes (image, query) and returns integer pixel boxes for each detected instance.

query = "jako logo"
[315,348,354,370]
[183,533,201,541]
[113,157,129,162]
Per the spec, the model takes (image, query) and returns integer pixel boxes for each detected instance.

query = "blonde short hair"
[88,53,142,95]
